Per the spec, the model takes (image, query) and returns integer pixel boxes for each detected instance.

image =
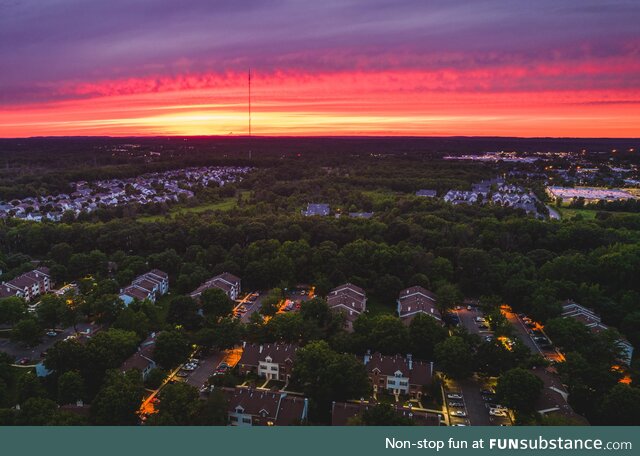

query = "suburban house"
[561,301,634,366]
[397,286,440,324]
[0,266,52,301]
[364,351,433,399]
[119,269,169,305]
[120,333,157,380]
[331,401,440,426]
[301,203,330,217]
[327,283,367,331]
[190,272,241,301]
[237,343,298,381]
[223,387,308,426]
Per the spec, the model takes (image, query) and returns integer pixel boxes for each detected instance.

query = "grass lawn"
[365,297,395,316]
[138,196,241,222]
[557,207,598,220]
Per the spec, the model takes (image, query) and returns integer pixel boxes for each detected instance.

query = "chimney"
[364,349,371,365]
[407,354,413,370]
[259,345,263,354]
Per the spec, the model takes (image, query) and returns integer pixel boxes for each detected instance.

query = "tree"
[435,282,461,314]
[409,314,447,360]
[200,288,234,318]
[544,318,592,353]
[144,368,167,390]
[148,382,200,425]
[167,295,201,329]
[44,339,87,374]
[474,340,516,376]
[0,297,27,325]
[91,370,143,425]
[260,288,282,317]
[353,315,409,355]
[154,331,190,369]
[292,341,370,421]
[11,318,42,347]
[597,384,640,425]
[496,368,543,414]
[15,397,59,425]
[434,336,473,379]
[57,370,85,405]
[348,403,414,426]
[16,371,46,403]
[192,389,229,425]
[36,294,66,329]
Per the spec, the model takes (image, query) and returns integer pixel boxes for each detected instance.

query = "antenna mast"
[248,68,252,160]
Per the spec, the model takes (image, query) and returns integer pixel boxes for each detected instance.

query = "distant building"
[119,269,169,305]
[327,283,367,332]
[331,401,440,426]
[561,301,634,366]
[0,266,52,301]
[364,351,433,399]
[222,387,308,426]
[415,189,437,197]
[190,272,241,301]
[302,203,330,216]
[397,286,440,324]
[237,343,298,381]
[120,333,157,380]
[546,186,635,203]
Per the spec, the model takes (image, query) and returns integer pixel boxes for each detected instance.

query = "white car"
[447,393,463,399]
[489,408,508,417]
[451,410,467,417]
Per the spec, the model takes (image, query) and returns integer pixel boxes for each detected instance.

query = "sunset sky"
[0,0,639,138]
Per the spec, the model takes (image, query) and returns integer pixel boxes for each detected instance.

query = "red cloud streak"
[1,68,639,137]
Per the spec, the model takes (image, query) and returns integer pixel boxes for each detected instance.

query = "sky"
[0,0,639,138]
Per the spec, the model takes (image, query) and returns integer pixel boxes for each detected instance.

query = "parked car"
[447,393,463,399]
[478,324,489,330]
[17,357,30,365]
[45,330,58,337]
[176,371,189,378]
[475,316,486,322]
[489,408,508,417]
[451,410,467,417]
[480,388,495,395]
[448,402,464,408]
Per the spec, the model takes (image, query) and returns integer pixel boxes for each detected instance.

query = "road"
[546,205,561,220]
[0,321,99,364]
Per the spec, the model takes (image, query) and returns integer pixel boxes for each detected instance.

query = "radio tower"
[248,68,252,160]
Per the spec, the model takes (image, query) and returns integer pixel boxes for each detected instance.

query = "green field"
[557,207,598,220]
[138,191,250,222]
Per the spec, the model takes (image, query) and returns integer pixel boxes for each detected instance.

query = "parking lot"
[0,322,99,364]
[444,377,511,426]
[444,306,511,426]
[502,307,563,362]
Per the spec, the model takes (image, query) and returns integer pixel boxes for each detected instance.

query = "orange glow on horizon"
[1,70,639,138]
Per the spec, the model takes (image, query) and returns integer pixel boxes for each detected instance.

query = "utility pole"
[248,68,252,160]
